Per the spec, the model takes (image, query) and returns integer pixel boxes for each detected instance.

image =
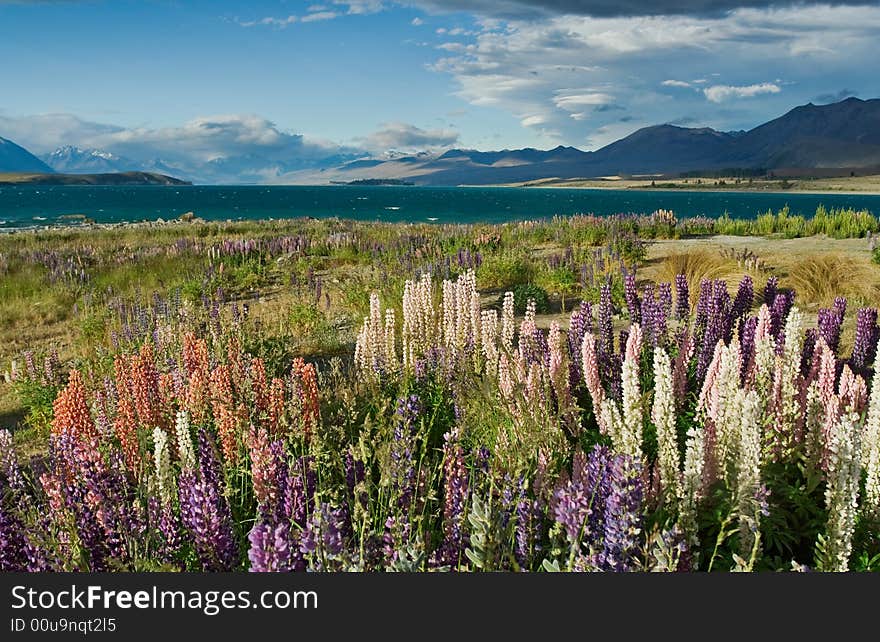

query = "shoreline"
[468,183,880,196]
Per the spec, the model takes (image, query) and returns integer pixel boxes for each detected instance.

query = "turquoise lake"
[2,184,880,229]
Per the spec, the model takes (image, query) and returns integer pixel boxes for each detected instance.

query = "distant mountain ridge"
[0,136,54,173]
[277,97,880,185]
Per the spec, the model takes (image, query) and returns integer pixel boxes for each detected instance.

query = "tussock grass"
[783,253,880,308]
[652,250,741,301]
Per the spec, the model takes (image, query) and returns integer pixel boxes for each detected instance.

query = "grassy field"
[1,205,879,572]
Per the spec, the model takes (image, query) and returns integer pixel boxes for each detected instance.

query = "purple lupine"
[696,280,732,381]
[515,494,542,571]
[769,291,795,350]
[763,276,779,307]
[850,307,879,374]
[818,297,847,355]
[391,394,421,516]
[598,282,615,358]
[300,504,349,569]
[344,450,368,509]
[178,430,238,571]
[740,315,758,384]
[731,275,754,327]
[801,328,818,378]
[658,282,673,320]
[248,522,292,572]
[0,506,26,571]
[567,301,592,385]
[598,456,643,572]
[551,446,612,549]
[674,274,690,321]
[440,429,469,566]
[623,271,641,324]
[0,430,24,493]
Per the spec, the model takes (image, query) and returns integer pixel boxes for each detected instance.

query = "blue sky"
[2,0,879,178]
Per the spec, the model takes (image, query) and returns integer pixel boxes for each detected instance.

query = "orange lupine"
[51,369,97,440]
[267,377,286,436]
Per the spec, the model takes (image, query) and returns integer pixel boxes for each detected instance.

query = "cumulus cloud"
[411,17,424,25]
[426,3,880,147]
[703,82,780,102]
[0,113,363,182]
[359,122,459,152]
[662,79,693,88]
[405,1,877,19]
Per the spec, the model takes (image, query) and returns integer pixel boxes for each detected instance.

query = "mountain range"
[3,97,880,185]
[279,97,880,185]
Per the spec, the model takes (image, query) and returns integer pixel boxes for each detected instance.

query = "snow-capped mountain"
[41,146,139,173]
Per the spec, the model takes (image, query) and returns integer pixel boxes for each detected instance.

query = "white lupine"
[863,356,880,516]
[501,291,515,354]
[752,304,776,406]
[680,424,706,546]
[401,272,435,368]
[713,341,743,485]
[820,411,862,571]
[734,389,763,560]
[651,346,679,501]
[153,427,173,506]
[442,279,456,351]
[600,398,626,454]
[481,309,499,374]
[384,308,397,372]
[803,382,826,465]
[174,410,196,471]
[770,307,805,459]
[620,324,644,460]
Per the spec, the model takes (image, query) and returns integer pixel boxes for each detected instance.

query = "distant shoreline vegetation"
[330,178,415,186]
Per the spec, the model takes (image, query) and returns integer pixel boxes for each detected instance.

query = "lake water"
[1,184,880,230]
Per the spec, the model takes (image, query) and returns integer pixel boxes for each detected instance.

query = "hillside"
[0,171,192,186]
[0,136,54,173]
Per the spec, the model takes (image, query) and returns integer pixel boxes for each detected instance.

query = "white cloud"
[703,82,781,102]
[0,113,362,182]
[553,92,614,110]
[301,11,340,22]
[520,114,546,127]
[411,17,424,25]
[359,122,459,152]
[237,15,298,28]
[425,4,880,147]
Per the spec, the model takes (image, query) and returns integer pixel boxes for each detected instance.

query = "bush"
[508,283,549,314]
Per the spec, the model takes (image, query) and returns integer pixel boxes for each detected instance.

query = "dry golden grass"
[782,253,880,309]
[650,249,744,303]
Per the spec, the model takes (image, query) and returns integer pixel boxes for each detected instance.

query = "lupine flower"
[651,347,679,502]
[734,390,763,561]
[248,522,292,572]
[674,274,689,321]
[818,298,847,355]
[850,308,879,374]
[51,369,96,440]
[178,431,237,571]
[440,429,469,566]
[820,411,862,571]
[624,271,641,324]
[863,352,880,517]
[152,427,173,506]
[598,455,643,572]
